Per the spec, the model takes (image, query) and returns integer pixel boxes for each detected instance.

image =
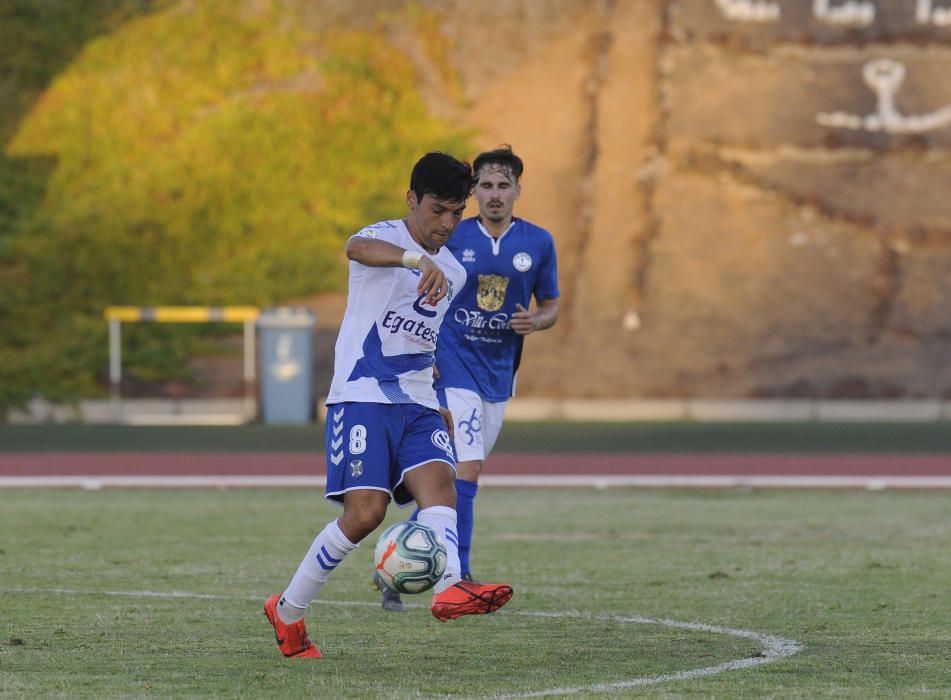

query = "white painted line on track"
[4,586,804,695]
[1,474,950,489]
[485,475,951,489]
[0,475,328,489]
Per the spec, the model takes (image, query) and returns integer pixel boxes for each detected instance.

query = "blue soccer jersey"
[435,217,559,402]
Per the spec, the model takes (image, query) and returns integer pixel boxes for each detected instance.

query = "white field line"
[481,610,802,698]
[1,474,950,489]
[4,586,804,695]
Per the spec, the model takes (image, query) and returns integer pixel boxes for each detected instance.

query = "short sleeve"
[534,232,560,301]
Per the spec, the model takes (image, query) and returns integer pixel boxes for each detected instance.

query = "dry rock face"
[424,0,951,399]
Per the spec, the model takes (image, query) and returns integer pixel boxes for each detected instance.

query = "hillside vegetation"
[0,0,470,410]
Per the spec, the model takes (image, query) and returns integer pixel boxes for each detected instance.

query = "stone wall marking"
[713,0,951,26]
[817,58,951,133]
[713,0,781,22]
[813,0,876,27]
[916,0,951,26]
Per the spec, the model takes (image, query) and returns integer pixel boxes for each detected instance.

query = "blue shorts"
[324,402,456,507]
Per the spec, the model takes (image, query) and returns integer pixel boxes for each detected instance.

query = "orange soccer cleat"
[431,580,514,622]
[263,593,322,659]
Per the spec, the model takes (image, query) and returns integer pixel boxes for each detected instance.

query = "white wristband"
[402,251,423,270]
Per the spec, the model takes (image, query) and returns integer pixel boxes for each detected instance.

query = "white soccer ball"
[373,521,447,594]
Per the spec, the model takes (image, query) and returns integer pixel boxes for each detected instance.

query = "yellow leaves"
[1,0,474,404]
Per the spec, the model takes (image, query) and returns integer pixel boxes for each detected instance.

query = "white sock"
[418,505,461,593]
[278,519,358,623]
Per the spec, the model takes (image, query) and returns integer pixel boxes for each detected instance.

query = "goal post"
[103,306,260,424]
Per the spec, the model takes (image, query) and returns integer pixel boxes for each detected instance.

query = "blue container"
[258,308,316,424]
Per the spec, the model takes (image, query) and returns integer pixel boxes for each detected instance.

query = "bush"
[0,0,471,411]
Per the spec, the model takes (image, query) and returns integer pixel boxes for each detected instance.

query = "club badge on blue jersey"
[513,252,532,271]
[476,274,509,312]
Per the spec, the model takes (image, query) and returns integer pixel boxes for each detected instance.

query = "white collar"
[476,219,516,256]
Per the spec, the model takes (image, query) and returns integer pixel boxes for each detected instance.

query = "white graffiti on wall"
[817,58,951,133]
[713,0,951,25]
[917,0,951,26]
[813,0,875,26]
[714,0,781,22]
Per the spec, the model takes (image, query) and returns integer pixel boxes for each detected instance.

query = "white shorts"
[439,387,508,463]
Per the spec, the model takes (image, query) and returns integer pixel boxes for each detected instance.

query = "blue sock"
[455,479,479,576]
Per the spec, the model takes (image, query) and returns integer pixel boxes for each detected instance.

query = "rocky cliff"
[406,0,951,399]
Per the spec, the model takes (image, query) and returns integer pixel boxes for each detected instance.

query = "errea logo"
[462,249,476,263]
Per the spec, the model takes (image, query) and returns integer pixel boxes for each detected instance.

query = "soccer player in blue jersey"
[264,152,514,659]
[375,146,559,612]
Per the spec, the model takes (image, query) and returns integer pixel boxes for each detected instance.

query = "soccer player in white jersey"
[376,146,559,612]
[264,152,514,659]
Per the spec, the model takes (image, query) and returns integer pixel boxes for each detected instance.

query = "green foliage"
[0,0,471,410]
[0,0,149,244]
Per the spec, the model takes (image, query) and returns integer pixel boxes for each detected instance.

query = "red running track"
[0,452,950,476]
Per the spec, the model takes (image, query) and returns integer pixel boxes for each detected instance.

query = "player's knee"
[340,502,388,540]
[456,459,484,482]
[414,480,457,510]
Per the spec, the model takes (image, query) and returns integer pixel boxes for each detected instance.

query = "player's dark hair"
[410,152,475,203]
[473,144,523,182]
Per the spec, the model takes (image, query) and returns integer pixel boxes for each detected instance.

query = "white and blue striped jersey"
[326,219,467,410]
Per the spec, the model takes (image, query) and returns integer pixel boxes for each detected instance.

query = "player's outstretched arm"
[346,237,409,266]
[345,237,448,305]
[510,298,559,335]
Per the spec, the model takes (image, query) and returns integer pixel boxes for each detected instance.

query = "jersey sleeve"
[349,223,402,246]
[534,232,560,301]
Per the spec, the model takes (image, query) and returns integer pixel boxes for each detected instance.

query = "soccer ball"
[374,521,447,594]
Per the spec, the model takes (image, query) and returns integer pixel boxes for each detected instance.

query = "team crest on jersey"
[356,228,377,239]
[513,252,532,272]
[477,274,509,312]
[462,248,476,263]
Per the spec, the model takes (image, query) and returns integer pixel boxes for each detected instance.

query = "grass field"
[2,487,949,698]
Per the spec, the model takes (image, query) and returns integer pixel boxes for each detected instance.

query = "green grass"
[2,488,949,697]
[4,421,951,453]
